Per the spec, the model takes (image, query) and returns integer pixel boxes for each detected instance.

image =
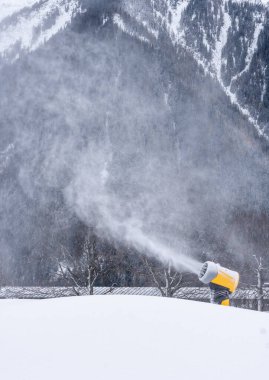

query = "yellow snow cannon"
[198,261,239,306]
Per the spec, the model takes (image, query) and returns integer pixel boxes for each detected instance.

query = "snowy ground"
[0,296,268,379]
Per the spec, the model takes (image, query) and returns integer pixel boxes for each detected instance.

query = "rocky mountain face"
[116,0,269,139]
[0,0,269,285]
[2,0,269,138]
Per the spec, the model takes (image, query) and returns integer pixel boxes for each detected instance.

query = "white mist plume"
[102,213,203,274]
[1,0,269,284]
[65,175,202,274]
[63,134,203,274]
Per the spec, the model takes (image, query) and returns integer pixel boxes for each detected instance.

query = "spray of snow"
[123,227,202,274]
[99,206,202,274]
[64,152,202,274]
[1,0,268,278]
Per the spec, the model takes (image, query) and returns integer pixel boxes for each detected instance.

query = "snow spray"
[97,205,202,274]
[124,224,202,274]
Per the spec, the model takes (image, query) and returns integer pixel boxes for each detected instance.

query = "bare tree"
[56,231,110,295]
[253,255,269,312]
[143,257,183,297]
[57,255,81,296]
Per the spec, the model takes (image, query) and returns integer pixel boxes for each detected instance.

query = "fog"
[0,0,269,282]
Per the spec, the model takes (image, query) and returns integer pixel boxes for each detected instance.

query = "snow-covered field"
[0,296,268,380]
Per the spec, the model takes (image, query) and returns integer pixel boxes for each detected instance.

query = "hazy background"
[0,0,269,285]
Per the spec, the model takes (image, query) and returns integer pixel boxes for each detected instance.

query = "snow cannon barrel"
[198,261,239,306]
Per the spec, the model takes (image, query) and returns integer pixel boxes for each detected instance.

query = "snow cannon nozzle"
[198,261,240,306]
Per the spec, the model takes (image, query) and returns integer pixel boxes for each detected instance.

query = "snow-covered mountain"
[113,0,269,139]
[1,0,269,138]
[1,0,269,285]
[0,0,81,62]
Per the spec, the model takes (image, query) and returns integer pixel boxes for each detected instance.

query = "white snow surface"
[0,295,268,380]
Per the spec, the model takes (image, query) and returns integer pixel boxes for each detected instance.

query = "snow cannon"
[198,261,239,306]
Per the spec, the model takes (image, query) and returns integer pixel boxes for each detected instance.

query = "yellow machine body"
[210,265,240,293]
[199,261,239,306]
[220,299,230,306]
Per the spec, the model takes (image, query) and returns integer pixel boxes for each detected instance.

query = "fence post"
[254,256,264,312]
[257,267,263,312]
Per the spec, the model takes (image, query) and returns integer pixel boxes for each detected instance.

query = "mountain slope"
[1,0,269,138]
[0,0,81,63]
[0,1,269,284]
[121,0,269,139]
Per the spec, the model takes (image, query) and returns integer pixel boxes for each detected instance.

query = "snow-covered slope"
[1,0,269,138]
[0,0,81,62]
[0,296,268,380]
[0,0,37,23]
[163,0,269,138]
[120,0,269,139]
[1,1,269,284]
